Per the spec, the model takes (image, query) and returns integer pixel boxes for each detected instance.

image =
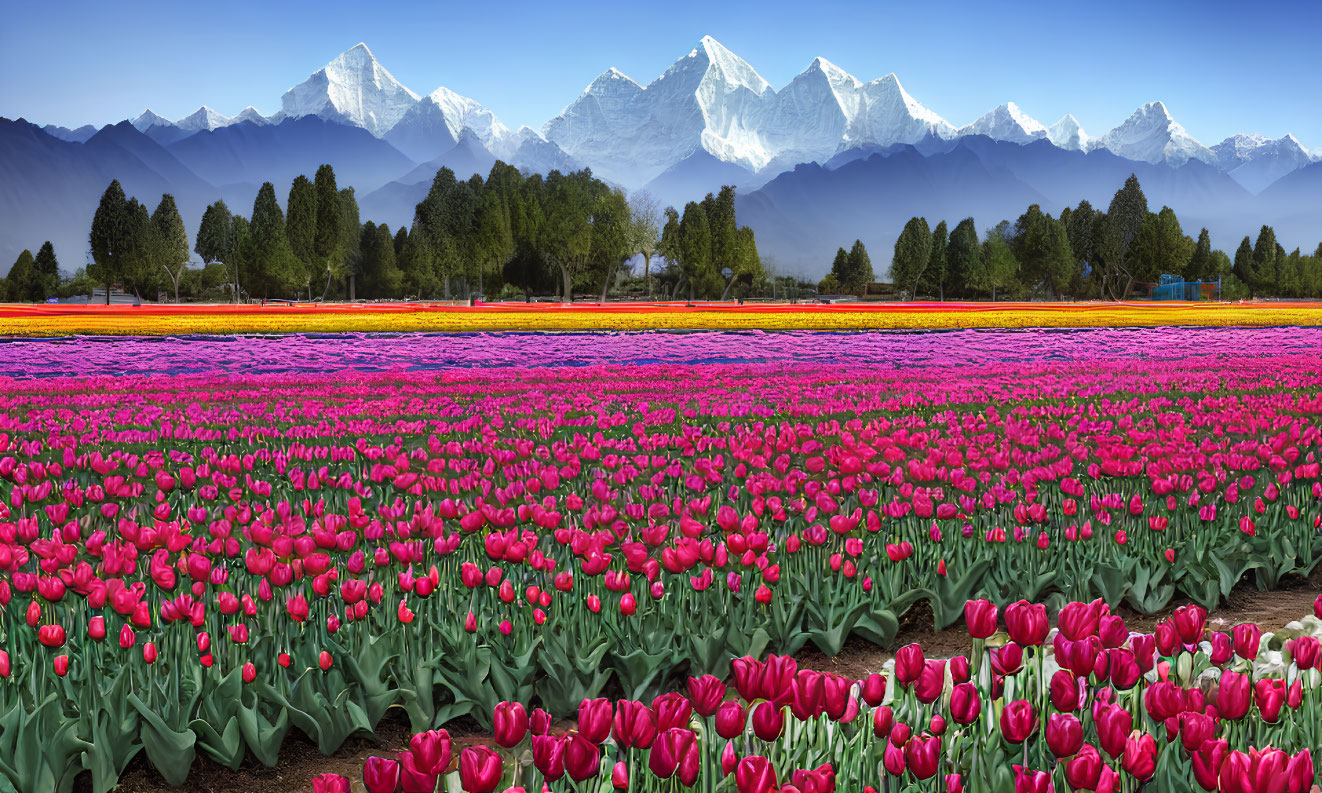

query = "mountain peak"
[957,102,1047,144]
[281,43,419,137]
[1047,114,1090,151]
[688,35,772,95]
[176,105,232,131]
[1096,101,1213,166]
[585,67,643,95]
[131,109,174,131]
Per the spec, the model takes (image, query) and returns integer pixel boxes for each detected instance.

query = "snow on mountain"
[175,106,233,131]
[490,126,580,175]
[131,109,174,133]
[231,107,270,126]
[1211,133,1315,193]
[1091,102,1216,166]
[1047,115,1090,151]
[544,37,956,186]
[280,43,419,137]
[956,103,1047,144]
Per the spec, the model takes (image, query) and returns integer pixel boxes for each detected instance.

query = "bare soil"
[101,573,1322,793]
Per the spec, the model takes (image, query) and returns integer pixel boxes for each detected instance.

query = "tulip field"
[0,323,1321,792]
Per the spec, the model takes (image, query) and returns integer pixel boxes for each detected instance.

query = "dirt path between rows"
[106,572,1322,793]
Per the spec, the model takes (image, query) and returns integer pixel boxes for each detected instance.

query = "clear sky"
[3,0,1319,148]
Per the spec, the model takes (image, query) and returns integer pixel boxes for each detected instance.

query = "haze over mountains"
[3,39,1319,278]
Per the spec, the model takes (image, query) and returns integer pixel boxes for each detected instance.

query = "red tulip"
[1004,601,1048,646]
[1255,678,1286,723]
[38,624,66,647]
[319,650,333,670]
[1000,700,1036,744]
[1058,598,1103,641]
[734,756,777,793]
[459,746,502,793]
[872,705,894,739]
[715,700,746,739]
[687,674,726,716]
[0,650,9,678]
[751,700,783,741]
[576,697,611,743]
[1095,703,1131,759]
[53,655,69,676]
[1046,713,1083,758]
[992,642,1024,675]
[648,728,695,780]
[399,750,439,793]
[883,741,906,776]
[242,662,256,683]
[1121,733,1156,781]
[1287,636,1320,670]
[950,683,981,725]
[1193,739,1228,792]
[861,673,886,707]
[948,656,969,684]
[1012,765,1052,793]
[312,773,351,793]
[88,616,106,641]
[1065,743,1102,790]
[1286,750,1313,793]
[651,691,693,731]
[410,729,452,776]
[363,756,400,793]
[612,760,628,789]
[906,734,940,780]
[564,735,600,782]
[614,699,658,748]
[143,642,157,664]
[964,599,997,639]
[894,643,924,686]
[1171,604,1206,646]
[915,660,945,704]
[494,701,528,747]
[1217,670,1251,720]
[1233,623,1262,660]
[530,708,551,736]
[532,734,564,781]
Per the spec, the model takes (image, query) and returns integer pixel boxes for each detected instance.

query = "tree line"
[5,163,769,304]
[886,175,1322,301]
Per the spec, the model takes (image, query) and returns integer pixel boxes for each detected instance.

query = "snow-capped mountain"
[131,109,174,134]
[385,86,510,162]
[543,37,958,186]
[956,103,1047,144]
[280,43,419,136]
[1210,133,1315,193]
[175,106,233,132]
[232,107,270,126]
[1046,115,1090,151]
[1090,102,1216,166]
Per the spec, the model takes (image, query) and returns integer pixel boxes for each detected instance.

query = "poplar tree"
[890,216,932,299]
[286,175,319,290]
[151,194,190,302]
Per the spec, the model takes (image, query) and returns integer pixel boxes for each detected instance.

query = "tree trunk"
[671,276,684,300]
[560,264,573,302]
[443,276,451,300]
[478,266,484,300]
[600,263,614,303]
[991,285,997,302]
[643,253,652,298]
[104,279,110,305]
[688,280,695,302]
[721,275,736,301]
[319,267,333,302]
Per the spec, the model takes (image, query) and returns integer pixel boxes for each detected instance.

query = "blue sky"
[3,0,1320,147]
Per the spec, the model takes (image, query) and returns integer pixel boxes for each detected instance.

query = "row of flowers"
[327,596,1322,792]
[1,350,1320,791]
[4,301,1322,336]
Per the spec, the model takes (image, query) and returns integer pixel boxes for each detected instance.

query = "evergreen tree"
[1232,236,1255,288]
[360,221,404,299]
[829,247,849,284]
[1129,206,1193,285]
[890,216,932,298]
[393,225,409,258]
[1104,174,1149,297]
[336,187,361,299]
[925,221,949,299]
[591,189,633,301]
[842,240,873,292]
[89,179,131,304]
[727,225,763,298]
[4,250,36,302]
[1252,225,1279,293]
[249,182,301,299]
[708,186,738,274]
[33,242,59,299]
[314,165,344,296]
[229,215,252,302]
[946,218,981,299]
[677,201,714,301]
[151,194,190,302]
[1187,228,1214,281]
[195,200,235,300]
[286,175,319,291]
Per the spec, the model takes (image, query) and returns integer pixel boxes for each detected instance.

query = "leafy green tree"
[229,215,252,302]
[890,216,932,299]
[1232,237,1255,289]
[946,218,981,299]
[151,194,190,302]
[592,189,633,301]
[1129,207,1193,285]
[336,187,361,299]
[978,221,1020,301]
[726,225,763,298]
[829,247,849,285]
[249,182,301,299]
[542,170,597,300]
[474,188,514,298]
[118,198,165,300]
[627,191,662,294]
[196,200,236,300]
